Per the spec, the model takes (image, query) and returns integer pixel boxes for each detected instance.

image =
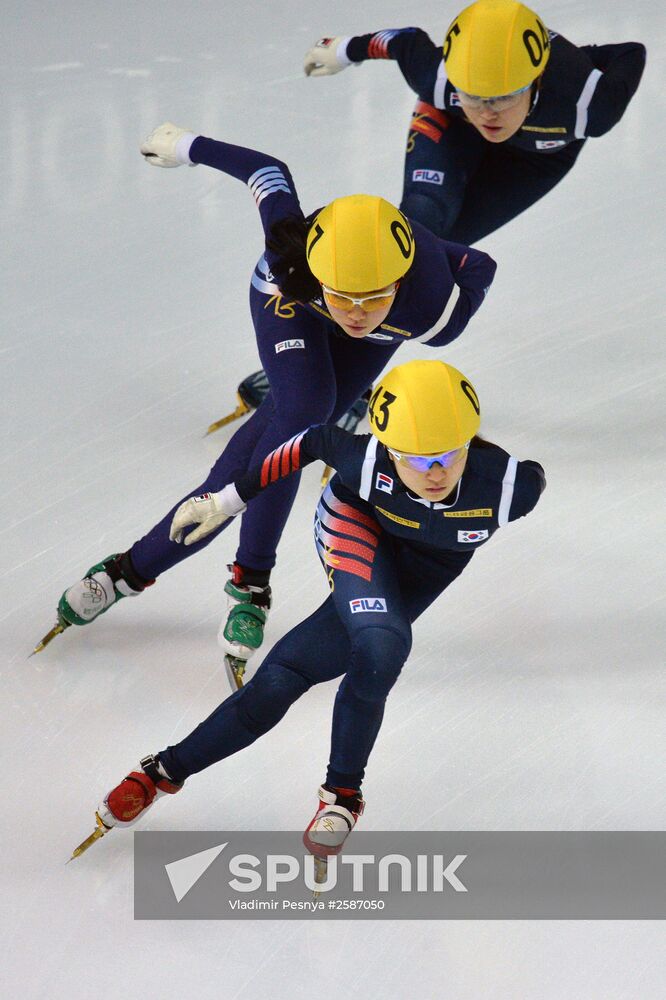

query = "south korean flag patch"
[375,472,394,494]
[458,529,489,543]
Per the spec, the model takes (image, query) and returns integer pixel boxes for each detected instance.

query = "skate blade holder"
[312,856,329,898]
[306,836,341,898]
[224,654,247,690]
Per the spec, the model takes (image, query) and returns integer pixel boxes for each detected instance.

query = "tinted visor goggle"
[389,442,469,471]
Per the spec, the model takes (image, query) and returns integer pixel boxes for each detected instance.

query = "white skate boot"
[34,552,153,654]
[303,784,365,892]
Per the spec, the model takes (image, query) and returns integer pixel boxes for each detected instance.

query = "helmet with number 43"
[443,0,551,99]
[367,360,481,454]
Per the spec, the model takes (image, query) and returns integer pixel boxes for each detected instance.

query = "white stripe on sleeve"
[250,272,280,295]
[498,456,518,527]
[359,437,379,500]
[250,254,280,295]
[433,60,448,109]
[574,68,603,139]
[412,285,460,343]
[248,165,291,205]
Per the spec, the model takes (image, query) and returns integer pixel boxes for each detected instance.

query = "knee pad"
[236,660,312,733]
[348,626,412,703]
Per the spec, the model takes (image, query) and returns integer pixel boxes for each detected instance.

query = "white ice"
[1,1,665,998]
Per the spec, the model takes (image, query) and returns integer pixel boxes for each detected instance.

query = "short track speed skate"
[222,601,268,689]
[303,785,365,894]
[33,552,152,655]
[220,565,272,689]
[206,370,269,436]
[69,754,182,861]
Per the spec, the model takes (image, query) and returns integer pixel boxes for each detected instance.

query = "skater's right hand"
[140,122,196,168]
[169,486,247,545]
[304,37,352,77]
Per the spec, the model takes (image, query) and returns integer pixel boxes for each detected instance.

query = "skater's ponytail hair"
[266,217,321,304]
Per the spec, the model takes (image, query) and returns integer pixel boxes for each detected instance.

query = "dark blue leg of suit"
[158,495,472,790]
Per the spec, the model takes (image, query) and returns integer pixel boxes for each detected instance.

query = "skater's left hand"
[169,486,247,545]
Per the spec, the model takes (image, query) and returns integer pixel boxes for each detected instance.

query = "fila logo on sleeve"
[458,529,489,543]
[349,598,388,613]
[275,339,305,353]
[375,472,394,494]
[412,168,445,185]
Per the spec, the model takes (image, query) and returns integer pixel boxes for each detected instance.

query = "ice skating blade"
[68,813,112,862]
[205,396,251,436]
[30,620,69,656]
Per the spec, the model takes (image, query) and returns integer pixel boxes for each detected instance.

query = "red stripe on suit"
[324,552,373,582]
[326,496,381,535]
[413,100,450,129]
[321,510,380,548]
[368,37,390,59]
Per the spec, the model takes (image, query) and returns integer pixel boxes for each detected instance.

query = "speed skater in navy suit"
[83,359,544,862]
[303,0,646,244]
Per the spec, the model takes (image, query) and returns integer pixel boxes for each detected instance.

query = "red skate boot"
[70,755,183,860]
[98,754,183,828]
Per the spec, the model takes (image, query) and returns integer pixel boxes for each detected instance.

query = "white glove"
[169,485,247,546]
[303,36,353,77]
[140,121,196,168]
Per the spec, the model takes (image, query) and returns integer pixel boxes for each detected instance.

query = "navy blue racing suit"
[159,425,545,790]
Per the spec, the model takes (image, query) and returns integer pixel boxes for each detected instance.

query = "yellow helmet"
[306,195,415,293]
[444,0,550,98]
[368,360,481,453]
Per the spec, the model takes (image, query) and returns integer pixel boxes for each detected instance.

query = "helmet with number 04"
[368,360,481,454]
[443,0,551,99]
[306,195,415,293]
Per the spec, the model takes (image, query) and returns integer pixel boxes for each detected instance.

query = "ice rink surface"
[2,1,665,997]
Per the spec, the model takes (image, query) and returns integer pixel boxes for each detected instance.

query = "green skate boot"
[32,552,153,654]
[219,563,272,689]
